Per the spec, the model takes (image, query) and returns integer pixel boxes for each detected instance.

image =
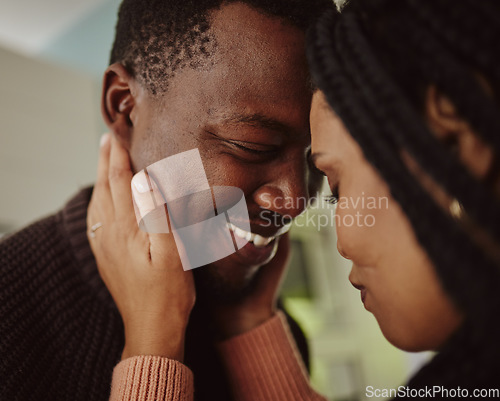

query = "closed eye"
[228,140,279,155]
[205,129,279,158]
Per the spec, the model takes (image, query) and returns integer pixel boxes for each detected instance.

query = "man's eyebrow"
[221,113,295,135]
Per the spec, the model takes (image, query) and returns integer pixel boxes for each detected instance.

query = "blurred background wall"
[0,46,101,230]
[0,0,120,230]
[0,0,431,399]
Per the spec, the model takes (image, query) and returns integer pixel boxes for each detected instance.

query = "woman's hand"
[213,234,291,339]
[87,133,195,362]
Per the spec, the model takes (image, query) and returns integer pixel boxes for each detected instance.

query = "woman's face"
[310,91,463,352]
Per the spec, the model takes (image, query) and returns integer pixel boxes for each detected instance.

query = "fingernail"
[100,133,110,147]
[132,171,151,193]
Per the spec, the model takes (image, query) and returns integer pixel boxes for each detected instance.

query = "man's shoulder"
[0,212,66,274]
[0,187,94,290]
[0,188,125,401]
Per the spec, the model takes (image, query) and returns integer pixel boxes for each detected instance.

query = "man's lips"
[224,221,288,266]
[227,221,292,247]
[236,238,278,266]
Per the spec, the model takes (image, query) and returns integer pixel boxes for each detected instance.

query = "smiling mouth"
[227,222,290,248]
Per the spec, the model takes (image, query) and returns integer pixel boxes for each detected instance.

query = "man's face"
[126,3,321,300]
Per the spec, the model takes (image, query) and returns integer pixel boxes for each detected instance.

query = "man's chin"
[192,247,271,304]
[192,237,281,303]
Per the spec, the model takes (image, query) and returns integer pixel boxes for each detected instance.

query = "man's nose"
[253,164,310,219]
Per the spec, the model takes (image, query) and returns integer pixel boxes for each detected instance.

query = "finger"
[131,170,170,233]
[149,231,183,268]
[88,133,113,241]
[93,133,113,206]
[108,134,135,224]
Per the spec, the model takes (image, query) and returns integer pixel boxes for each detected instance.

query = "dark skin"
[102,5,320,296]
[94,3,322,358]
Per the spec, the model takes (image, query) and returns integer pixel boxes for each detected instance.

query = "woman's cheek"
[335,201,385,266]
[335,205,363,261]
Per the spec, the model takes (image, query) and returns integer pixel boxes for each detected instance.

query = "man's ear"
[425,85,495,180]
[101,63,136,150]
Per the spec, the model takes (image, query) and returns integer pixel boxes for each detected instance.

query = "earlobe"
[425,86,469,139]
[101,63,136,150]
[425,86,495,180]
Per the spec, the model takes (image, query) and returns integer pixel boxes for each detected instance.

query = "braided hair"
[307,0,500,394]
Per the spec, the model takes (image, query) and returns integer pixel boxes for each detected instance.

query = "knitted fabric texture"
[111,356,194,401]
[0,188,310,400]
[0,188,123,401]
[110,312,323,401]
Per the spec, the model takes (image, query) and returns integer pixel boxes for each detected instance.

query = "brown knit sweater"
[0,188,311,401]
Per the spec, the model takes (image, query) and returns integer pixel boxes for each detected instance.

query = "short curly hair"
[110,0,333,95]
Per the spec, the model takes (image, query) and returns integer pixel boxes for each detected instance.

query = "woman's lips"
[350,281,367,304]
[360,288,367,304]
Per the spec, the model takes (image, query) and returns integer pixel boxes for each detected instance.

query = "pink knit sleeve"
[217,311,327,401]
[109,355,194,401]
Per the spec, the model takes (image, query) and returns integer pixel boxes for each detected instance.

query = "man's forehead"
[209,2,306,59]
[143,3,312,136]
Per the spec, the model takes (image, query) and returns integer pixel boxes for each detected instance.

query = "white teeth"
[233,226,249,241]
[253,235,273,247]
[276,223,293,236]
[227,223,275,248]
